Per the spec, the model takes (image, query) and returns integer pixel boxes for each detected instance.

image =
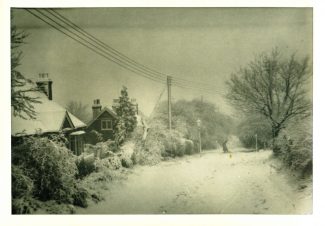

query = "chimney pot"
[92,99,102,119]
[36,73,53,100]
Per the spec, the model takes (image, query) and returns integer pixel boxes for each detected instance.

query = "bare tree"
[66,101,90,123]
[227,49,311,148]
[11,21,41,119]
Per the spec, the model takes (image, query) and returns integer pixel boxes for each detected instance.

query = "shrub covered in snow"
[132,119,196,165]
[12,165,34,199]
[12,135,78,202]
[184,139,195,155]
[121,157,133,168]
[85,130,103,145]
[11,165,38,214]
[274,117,312,177]
[94,155,122,170]
[11,135,89,213]
[76,157,96,179]
[12,196,40,214]
[132,142,163,165]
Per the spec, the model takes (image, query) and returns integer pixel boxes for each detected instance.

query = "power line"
[26,9,165,84]
[173,83,227,96]
[172,76,221,90]
[35,9,166,82]
[49,9,225,93]
[25,8,225,96]
[47,9,170,80]
[172,80,226,95]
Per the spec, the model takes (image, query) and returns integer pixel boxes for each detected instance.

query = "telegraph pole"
[255,133,258,152]
[197,119,202,156]
[167,76,172,131]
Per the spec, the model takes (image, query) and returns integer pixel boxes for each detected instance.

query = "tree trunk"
[271,125,281,153]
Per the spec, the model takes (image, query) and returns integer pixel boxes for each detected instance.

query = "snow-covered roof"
[12,88,86,136]
[70,131,86,135]
[87,107,117,127]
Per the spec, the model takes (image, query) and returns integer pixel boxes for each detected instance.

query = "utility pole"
[167,76,172,131]
[197,119,202,156]
[255,133,258,152]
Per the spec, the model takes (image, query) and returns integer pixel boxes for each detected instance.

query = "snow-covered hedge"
[274,118,312,177]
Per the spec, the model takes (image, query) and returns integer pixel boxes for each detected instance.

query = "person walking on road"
[223,139,229,153]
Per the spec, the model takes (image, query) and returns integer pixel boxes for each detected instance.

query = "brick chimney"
[92,99,102,119]
[36,73,53,100]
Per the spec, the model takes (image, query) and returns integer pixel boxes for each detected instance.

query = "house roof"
[87,107,117,128]
[12,88,86,136]
[70,131,86,135]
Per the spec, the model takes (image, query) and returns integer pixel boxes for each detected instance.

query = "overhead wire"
[173,83,227,96]
[46,9,169,80]
[25,8,226,97]
[26,9,165,83]
[49,8,226,94]
[172,80,226,94]
[35,9,166,83]
[172,77,223,91]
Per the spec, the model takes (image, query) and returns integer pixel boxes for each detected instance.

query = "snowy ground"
[76,149,312,214]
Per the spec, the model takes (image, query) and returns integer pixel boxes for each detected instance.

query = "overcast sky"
[12,8,312,117]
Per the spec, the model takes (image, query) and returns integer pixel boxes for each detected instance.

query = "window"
[101,119,112,130]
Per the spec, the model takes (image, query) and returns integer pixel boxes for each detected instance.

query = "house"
[85,98,139,144]
[11,73,87,155]
[85,99,117,144]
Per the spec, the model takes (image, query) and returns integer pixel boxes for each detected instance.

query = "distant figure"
[222,140,229,153]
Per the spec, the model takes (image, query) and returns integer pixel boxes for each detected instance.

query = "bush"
[84,144,95,155]
[72,187,89,208]
[76,157,96,179]
[132,121,165,165]
[162,131,187,157]
[133,140,163,165]
[237,114,272,149]
[162,136,177,157]
[12,165,34,199]
[12,135,78,203]
[105,140,119,153]
[184,139,194,155]
[175,138,186,157]
[84,140,118,159]
[85,130,103,145]
[131,151,137,164]
[152,99,235,150]
[94,156,122,170]
[107,156,122,169]
[12,196,39,214]
[274,118,312,177]
[133,119,197,164]
[37,200,76,214]
[121,157,133,168]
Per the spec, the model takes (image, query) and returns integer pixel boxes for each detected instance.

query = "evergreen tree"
[11,19,41,119]
[112,86,137,145]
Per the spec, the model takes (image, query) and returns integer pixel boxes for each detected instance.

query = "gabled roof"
[12,88,86,136]
[87,107,117,128]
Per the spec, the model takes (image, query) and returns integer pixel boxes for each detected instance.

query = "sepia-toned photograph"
[10,7,312,215]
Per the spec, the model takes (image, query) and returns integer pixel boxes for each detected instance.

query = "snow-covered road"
[77,150,312,214]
